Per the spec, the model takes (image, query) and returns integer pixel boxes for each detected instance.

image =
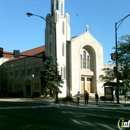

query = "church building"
[0,0,105,98]
[45,0,104,97]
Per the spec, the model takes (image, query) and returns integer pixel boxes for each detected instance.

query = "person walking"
[95,92,99,105]
[77,91,80,105]
[84,90,89,104]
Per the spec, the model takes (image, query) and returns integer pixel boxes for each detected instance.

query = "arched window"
[80,54,82,68]
[87,55,90,69]
[83,51,86,69]
[62,21,64,35]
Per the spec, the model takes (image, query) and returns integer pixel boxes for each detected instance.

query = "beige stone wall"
[3,54,43,97]
[70,31,104,96]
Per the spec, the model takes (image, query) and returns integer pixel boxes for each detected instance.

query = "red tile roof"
[3,52,13,58]
[3,46,45,62]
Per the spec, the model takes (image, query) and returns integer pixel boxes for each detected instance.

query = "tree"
[117,35,130,79]
[99,35,130,91]
[117,35,130,91]
[40,59,64,97]
[99,67,115,83]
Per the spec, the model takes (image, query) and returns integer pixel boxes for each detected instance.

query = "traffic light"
[43,51,46,62]
[111,53,116,60]
[113,66,117,73]
[0,47,3,58]
[58,75,61,81]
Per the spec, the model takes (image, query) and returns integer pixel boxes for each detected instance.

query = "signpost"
[46,56,56,61]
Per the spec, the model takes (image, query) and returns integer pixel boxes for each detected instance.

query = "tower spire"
[51,0,64,16]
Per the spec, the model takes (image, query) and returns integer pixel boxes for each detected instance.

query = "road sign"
[46,56,56,61]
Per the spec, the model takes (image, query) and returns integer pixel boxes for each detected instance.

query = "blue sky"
[0,0,130,63]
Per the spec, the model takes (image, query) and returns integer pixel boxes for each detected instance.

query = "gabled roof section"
[21,46,45,56]
[71,35,78,39]
[71,31,102,46]
[3,51,13,59]
[5,46,45,62]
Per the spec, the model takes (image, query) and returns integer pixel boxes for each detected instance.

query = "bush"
[33,92,40,97]
[62,96,73,102]
[9,91,23,98]
[100,96,105,101]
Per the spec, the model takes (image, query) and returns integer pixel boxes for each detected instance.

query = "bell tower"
[51,0,65,16]
[45,0,71,97]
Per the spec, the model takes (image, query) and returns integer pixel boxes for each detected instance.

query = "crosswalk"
[0,103,130,110]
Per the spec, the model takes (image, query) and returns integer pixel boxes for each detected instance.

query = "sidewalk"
[0,97,130,107]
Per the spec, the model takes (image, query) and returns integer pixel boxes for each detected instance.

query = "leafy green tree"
[118,35,130,79]
[99,35,130,91]
[40,60,64,97]
[99,67,115,83]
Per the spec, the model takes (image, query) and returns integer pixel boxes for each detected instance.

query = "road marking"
[0,103,130,110]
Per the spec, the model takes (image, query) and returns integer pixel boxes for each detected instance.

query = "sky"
[0,0,130,63]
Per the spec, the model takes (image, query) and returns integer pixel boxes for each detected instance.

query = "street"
[0,98,130,130]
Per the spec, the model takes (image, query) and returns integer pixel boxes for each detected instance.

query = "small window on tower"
[61,1,63,15]
[50,43,52,54]
[62,43,64,56]
[50,23,52,35]
[51,3,54,16]
[62,21,64,34]
[56,0,58,10]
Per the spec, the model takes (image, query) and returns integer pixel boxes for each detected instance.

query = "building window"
[21,70,25,77]
[61,1,63,15]
[61,66,65,79]
[83,51,86,69]
[87,78,91,82]
[62,43,64,56]
[15,71,19,78]
[14,84,22,90]
[10,72,13,79]
[28,69,32,75]
[50,23,52,35]
[62,21,64,34]
[87,55,90,69]
[56,0,58,10]
[81,77,84,81]
[51,3,54,16]
[50,43,52,54]
[35,67,40,76]
[80,54,82,68]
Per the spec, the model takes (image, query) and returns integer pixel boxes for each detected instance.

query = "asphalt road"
[0,98,130,130]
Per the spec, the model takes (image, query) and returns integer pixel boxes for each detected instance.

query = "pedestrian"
[77,91,80,105]
[113,90,115,103]
[84,90,89,104]
[95,92,99,105]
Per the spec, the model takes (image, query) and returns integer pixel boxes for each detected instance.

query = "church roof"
[4,46,45,62]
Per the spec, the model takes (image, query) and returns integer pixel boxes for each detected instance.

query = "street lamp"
[115,14,130,104]
[26,12,58,102]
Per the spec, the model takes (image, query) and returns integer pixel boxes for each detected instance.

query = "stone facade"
[70,30,104,96]
[0,47,44,97]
